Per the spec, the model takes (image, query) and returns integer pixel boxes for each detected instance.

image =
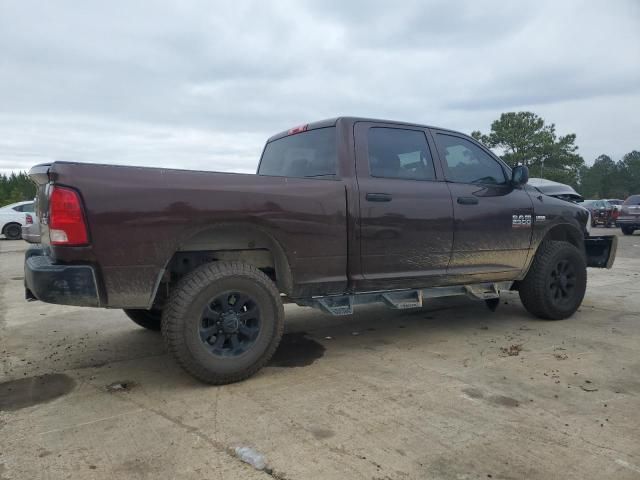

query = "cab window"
[436,134,507,185]
[367,128,436,181]
[258,127,336,178]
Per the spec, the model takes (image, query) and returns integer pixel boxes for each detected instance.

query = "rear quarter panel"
[48,163,348,307]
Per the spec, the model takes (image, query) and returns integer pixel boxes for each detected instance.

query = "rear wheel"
[123,309,162,331]
[519,241,587,320]
[162,261,284,385]
[621,226,634,235]
[3,223,22,240]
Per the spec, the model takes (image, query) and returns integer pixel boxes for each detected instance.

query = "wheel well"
[542,224,584,250]
[2,222,21,234]
[151,225,293,309]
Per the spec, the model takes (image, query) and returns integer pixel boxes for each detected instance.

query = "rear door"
[432,131,534,277]
[354,122,454,290]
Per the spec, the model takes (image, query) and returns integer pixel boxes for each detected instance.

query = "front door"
[432,131,534,277]
[354,122,454,290]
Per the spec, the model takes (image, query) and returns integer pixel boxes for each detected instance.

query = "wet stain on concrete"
[462,387,484,399]
[488,395,519,407]
[0,373,76,411]
[269,332,325,368]
[309,427,335,440]
[462,387,519,407]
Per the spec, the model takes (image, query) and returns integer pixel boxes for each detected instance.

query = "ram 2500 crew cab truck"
[25,117,617,384]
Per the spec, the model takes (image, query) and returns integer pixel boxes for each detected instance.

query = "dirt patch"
[106,381,137,393]
[269,332,325,368]
[500,344,523,357]
[0,373,76,411]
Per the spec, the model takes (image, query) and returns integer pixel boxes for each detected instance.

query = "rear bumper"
[21,224,41,243]
[24,246,100,307]
[584,235,617,269]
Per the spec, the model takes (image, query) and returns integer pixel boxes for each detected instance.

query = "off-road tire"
[621,226,634,236]
[161,261,284,384]
[3,223,22,240]
[123,309,162,331]
[519,241,587,320]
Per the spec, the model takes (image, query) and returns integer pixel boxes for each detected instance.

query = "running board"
[300,282,513,316]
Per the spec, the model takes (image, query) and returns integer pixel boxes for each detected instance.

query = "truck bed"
[31,161,348,307]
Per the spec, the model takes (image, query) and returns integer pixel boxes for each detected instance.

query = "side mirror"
[511,165,529,186]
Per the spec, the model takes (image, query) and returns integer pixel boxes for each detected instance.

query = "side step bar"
[298,282,513,316]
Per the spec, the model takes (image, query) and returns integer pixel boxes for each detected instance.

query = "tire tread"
[161,261,284,384]
[519,241,587,320]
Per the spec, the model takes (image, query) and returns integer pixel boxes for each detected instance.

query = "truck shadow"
[7,292,539,386]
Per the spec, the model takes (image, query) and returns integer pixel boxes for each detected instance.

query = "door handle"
[366,193,393,202]
[457,196,479,205]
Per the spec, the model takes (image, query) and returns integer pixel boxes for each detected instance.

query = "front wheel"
[518,241,587,320]
[162,261,284,385]
[621,226,634,235]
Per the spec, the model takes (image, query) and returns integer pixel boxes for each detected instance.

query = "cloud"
[0,0,639,175]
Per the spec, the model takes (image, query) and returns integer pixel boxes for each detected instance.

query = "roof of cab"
[266,116,455,143]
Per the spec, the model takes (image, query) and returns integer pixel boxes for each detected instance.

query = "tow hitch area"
[585,235,618,269]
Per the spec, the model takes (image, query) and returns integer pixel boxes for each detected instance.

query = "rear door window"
[367,128,436,181]
[258,127,337,178]
[12,203,32,212]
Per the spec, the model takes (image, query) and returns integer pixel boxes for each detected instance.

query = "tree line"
[472,112,638,199]
[1,112,638,207]
[0,172,36,206]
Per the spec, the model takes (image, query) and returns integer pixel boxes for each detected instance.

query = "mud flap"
[585,235,617,269]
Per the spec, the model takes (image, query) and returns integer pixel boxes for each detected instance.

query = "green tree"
[471,111,584,185]
[619,150,640,196]
[0,172,36,206]
[578,155,626,198]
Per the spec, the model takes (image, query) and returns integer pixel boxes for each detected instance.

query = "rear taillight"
[25,214,33,225]
[49,186,88,245]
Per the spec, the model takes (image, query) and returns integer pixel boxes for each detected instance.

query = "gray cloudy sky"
[1,0,639,175]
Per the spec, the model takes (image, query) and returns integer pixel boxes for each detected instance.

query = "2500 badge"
[512,214,532,228]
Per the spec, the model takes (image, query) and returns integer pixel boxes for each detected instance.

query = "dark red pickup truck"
[25,117,617,384]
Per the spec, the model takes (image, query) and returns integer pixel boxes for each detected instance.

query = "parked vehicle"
[0,200,34,240]
[21,211,41,243]
[581,199,616,227]
[618,195,640,235]
[528,178,583,203]
[605,199,623,226]
[23,117,617,384]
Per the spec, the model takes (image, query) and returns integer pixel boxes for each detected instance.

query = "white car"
[0,200,34,240]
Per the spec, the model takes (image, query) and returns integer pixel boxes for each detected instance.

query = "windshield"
[623,195,640,205]
[258,127,337,178]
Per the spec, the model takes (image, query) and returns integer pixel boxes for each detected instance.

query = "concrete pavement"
[1,228,639,479]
